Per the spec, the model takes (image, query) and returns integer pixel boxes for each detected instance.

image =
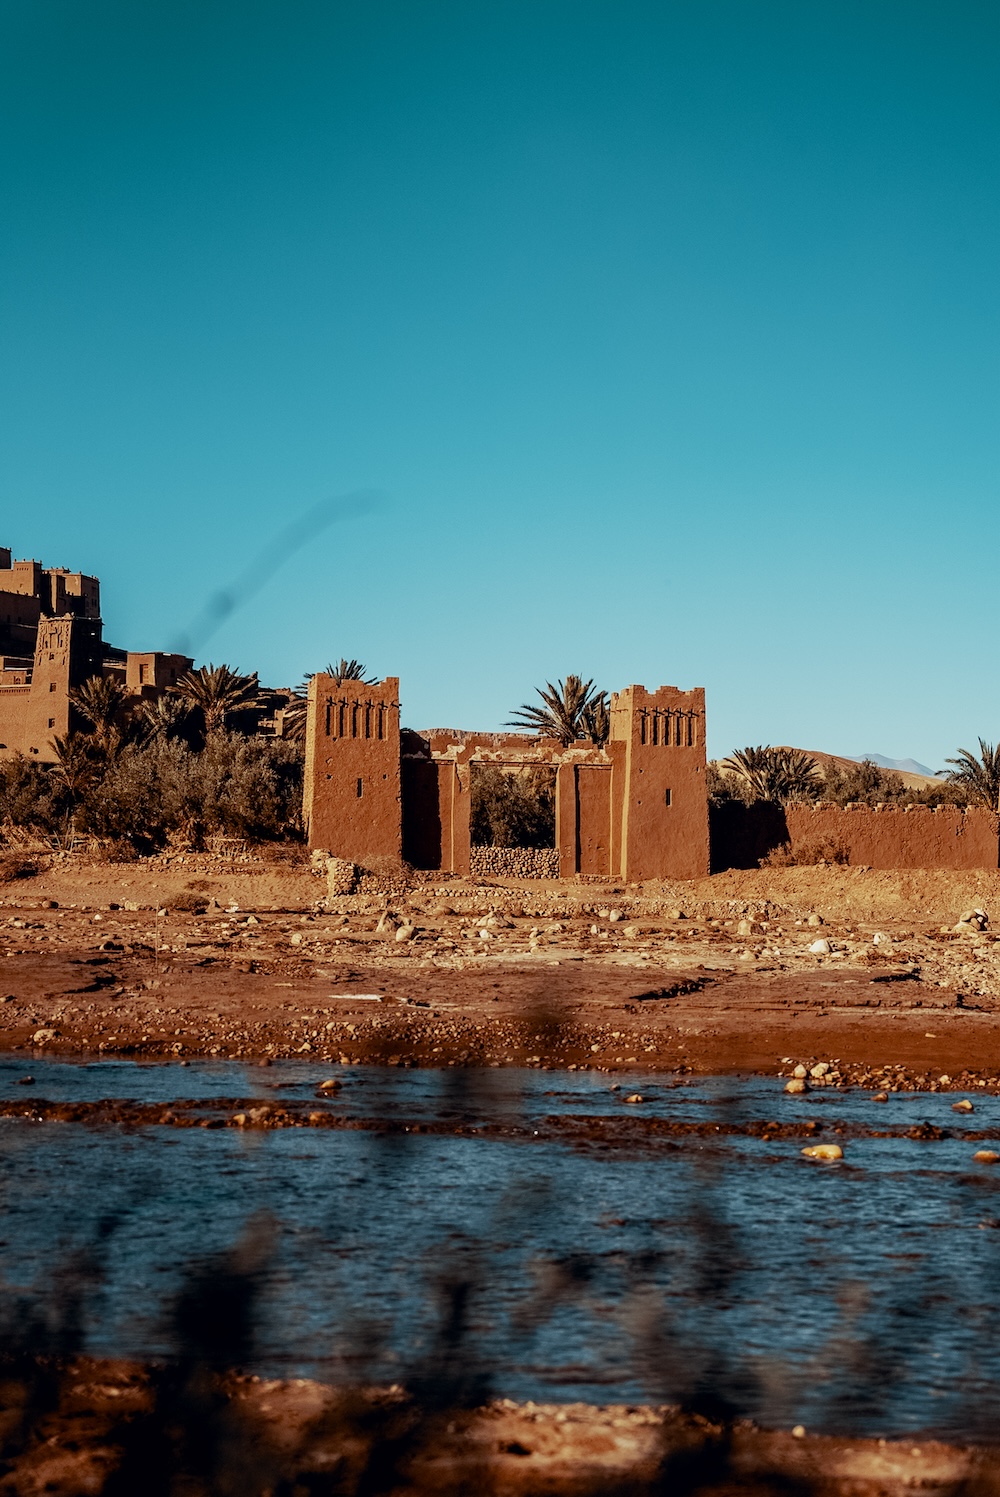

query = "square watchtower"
[609,684,708,881]
[303,675,402,863]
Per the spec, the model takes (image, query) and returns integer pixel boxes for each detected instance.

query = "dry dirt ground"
[7,853,1000,1493]
[3,853,1000,1086]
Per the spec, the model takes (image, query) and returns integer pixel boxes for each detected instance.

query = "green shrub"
[471,766,555,849]
[0,755,67,836]
[1,733,306,854]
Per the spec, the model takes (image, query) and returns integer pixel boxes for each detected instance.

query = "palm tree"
[721,745,822,804]
[172,664,260,735]
[580,694,610,746]
[69,675,130,750]
[48,731,103,801]
[319,659,377,687]
[944,740,1000,809]
[282,660,377,741]
[139,694,193,742]
[506,676,610,747]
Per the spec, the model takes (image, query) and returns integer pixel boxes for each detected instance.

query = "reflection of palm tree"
[69,675,130,750]
[172,664,260,735]
[283,660,377,741]
[507,676,609,747]
[720,745,821,804]
[944,740,1000,809]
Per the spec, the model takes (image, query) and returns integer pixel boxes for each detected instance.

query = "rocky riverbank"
[3,855,1000,1086]
[2,1358,997,1497]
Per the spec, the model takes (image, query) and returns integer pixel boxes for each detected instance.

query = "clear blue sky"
[1,0,996,766]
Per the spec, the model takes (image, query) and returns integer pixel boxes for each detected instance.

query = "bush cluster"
[470,766,555,849]
[709,755,964,810]
[0,733,303,853]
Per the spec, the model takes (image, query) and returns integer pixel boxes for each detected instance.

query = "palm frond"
[172,664,260,735]
[720,745,822,804]
[944,739,1000,808]
[506,675,608,747]
[69,675,130,735]
[48,731,104,799]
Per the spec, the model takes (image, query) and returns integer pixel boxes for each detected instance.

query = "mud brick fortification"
[303,675,709,881]
[713,800,1000,872]
[0,545,193,763]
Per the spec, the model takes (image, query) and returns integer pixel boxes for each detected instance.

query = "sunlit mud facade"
[712,800,1000,871]
[0,545,192,763]
[303,674,710,880]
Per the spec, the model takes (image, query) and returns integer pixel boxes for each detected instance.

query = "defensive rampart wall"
[711,802,1000,872]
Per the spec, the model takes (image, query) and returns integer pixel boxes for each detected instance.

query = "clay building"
[303,674,710,880]
[0,545,192,762]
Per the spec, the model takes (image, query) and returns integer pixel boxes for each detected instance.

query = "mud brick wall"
[470,846,561,879]
[785,806,1000,870]
[712,802,1000,871]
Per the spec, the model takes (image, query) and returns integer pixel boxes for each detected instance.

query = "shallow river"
[4,1057,1000,1441]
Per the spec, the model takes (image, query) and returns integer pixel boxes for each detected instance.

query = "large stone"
[801,1144,843,1161]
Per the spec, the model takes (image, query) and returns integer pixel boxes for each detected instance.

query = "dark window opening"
[665,788,672,807]
[356,778,363,798]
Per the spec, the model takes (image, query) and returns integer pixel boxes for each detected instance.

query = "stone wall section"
[469,846,561,879]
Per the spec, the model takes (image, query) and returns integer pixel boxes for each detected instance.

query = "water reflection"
[2,1057,1000,1439]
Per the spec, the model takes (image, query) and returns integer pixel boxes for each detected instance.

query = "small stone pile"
[469,846,560,879]
[325,858,358,897]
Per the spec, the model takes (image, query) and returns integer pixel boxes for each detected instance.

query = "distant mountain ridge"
[848,753,941,779]
[791,749,943,792]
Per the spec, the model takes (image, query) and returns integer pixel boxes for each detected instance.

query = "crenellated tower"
[303,675,403,863]
[608,684,708,881]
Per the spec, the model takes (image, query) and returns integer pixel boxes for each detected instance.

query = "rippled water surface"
[4,1056,1000,1440]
